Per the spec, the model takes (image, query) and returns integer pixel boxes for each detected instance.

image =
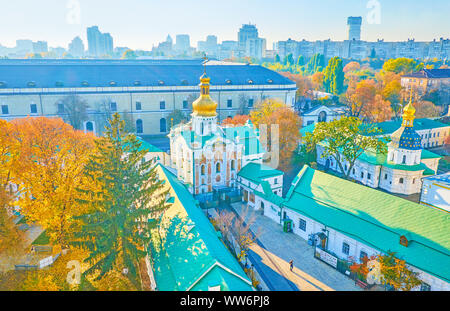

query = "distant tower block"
[347,16,362,41]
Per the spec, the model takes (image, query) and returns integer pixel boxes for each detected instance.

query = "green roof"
[254,180,285,206]
[300,123,316,136]
[132,136,164,153]
[283,165,450,282]
[237,162,284,185]
[375,118,449,135]
[150,164,253,291]
[180,125,265,156]
[421,149,442,159]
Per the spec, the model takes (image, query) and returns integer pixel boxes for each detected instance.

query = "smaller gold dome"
[192,73,217,117]
[403,101,416,117]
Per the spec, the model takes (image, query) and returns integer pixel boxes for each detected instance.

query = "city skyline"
[0,0,449,51]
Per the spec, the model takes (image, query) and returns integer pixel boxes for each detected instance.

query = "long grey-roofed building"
[0,59,296,135]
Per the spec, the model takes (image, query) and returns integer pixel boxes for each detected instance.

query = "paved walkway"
[231,202,361,291]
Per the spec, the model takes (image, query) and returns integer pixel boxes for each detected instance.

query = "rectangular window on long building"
[1,105,9,115]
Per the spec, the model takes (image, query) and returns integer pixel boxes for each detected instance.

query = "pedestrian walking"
[289,260,294,272]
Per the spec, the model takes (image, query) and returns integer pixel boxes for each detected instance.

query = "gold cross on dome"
[202,54,208,74]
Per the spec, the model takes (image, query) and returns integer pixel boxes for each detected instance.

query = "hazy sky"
[0,0,449,50]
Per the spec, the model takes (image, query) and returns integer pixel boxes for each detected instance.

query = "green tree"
[121,49,137,59]
[274,54,281,63]
[383,58,418,74]
[297,55,305,67]
[167,109,188,130]
[72,113,168,287]
[56,95,89,130]
[284,53,294,66]
[323,57,344,95]
[304,117,387,180]
[305,53,325,75]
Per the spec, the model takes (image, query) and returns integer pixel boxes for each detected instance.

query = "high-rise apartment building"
[175,34,191,54]
[68,36,85,57]
[238,24,258,51]
[347,16,362,41]
[87,26,114,57]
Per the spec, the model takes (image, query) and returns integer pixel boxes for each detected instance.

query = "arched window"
[136,119,143,134]
[216,162,221,173]
[402,155,406,164]
[201,165,205,176]
[231,160,235,171]
[85,121,94,132]
[318,111,327,122]
[160,118,166,132]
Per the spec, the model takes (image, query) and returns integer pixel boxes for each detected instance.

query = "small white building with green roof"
[264,164,450,291]
[149,164,254,291]
[236,162,284,212]
[316,103,442,195]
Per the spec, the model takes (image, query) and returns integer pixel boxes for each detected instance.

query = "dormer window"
[247,79,254,84]
[27,81,36,87]
[158,80,165,86]
[181,79,188,86]
[225,79,232,84]
[134,80,141,86]
[81,81,89,87]
[55,81,64,87]
[400,235,409,247]
[0,81,6,88]
[267,79,273,84]
[109,81,117,86]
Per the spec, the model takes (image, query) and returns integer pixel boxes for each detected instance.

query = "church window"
[402,155,406,164]
[160,101,166,110]
[360,251,368,261]
[227,99,232,108]
[136,119,143,134]
[231,160,235,171]
[342,242,350,255]
[30,104,37,114]
[412,178,416,184]
[1,105,9,115]
[110,102,117,112]
[85,121,94,132]
[135,102,142,111]
[160,118,167,132]
[201,122,204,134]
[361,172,364,179]
[352,168,355,175]
[367,173,371,180]
[384,173,388,180]
[216,162,221,173]
[399,178,404,184]
[183,100,188,109]
[248,99,254,108]
[201,165,205,176]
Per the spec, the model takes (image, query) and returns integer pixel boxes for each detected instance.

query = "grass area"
[32,231,50,245]
[16,216,28,225]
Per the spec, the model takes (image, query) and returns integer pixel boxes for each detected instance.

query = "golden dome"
[403,101,416,117]
[192,73,217,117]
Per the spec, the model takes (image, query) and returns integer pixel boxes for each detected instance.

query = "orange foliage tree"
[222,114,250,126]
[9,117,96,247]
[250,99,301,171]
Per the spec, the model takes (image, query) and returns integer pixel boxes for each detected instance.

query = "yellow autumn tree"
[9,117,96,247]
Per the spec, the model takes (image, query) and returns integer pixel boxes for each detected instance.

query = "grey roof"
[402,69,450,79]
[0,59,295,89]
[423,172,450,185]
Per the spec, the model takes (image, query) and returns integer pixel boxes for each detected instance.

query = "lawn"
[32,231,50,245]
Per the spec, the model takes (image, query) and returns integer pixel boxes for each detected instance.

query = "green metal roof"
[299,123,316,136]
[283,165,450,282]
[180,125,265,156]
[375,118,449,135]
[421,149,442,159]
[150,164,253,291]
[254,180,285,206]
[237,162,284,185]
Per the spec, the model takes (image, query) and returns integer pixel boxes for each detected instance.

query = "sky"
[0,0,449,50]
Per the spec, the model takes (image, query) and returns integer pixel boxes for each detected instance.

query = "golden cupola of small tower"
[192,73,217,117]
